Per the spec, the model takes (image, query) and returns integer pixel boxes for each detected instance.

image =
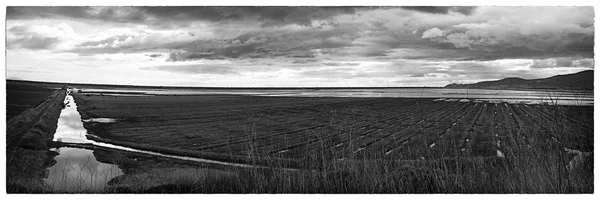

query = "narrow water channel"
[45,93,123,192]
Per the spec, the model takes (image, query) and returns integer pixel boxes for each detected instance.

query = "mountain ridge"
[445,70,594,90]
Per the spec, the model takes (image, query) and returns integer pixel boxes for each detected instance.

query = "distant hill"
[445,70,594,90]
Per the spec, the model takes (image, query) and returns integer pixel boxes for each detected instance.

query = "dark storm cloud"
[7,6,362,27]
[322,62,361,66]
[166,52,216,61]
[290,59,320,64]
[7,7,147,23]
[146,54,162,58]
[7,7,92,19]
[6,24,65,50]
[132,7,360,27]
[142,7,359,27]
[434,30,594,55]
[71,22,362,60]
[239,7,357,27]
[143,64,240,75]
[401,6,477,15]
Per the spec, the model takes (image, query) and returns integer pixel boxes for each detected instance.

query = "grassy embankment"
[6,86,67,193]
[6,80,64,120]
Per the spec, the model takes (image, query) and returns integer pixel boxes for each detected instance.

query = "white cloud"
[421,27,444,38]
[5,7,595,87]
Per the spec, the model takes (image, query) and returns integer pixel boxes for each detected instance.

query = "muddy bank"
[6,87,68,193]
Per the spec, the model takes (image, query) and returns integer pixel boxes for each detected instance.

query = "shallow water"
[82,118,117,123]
[45,92,123,192]
[78,87,593,106]
[44,147,123,192]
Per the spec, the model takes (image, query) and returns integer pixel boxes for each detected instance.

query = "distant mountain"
[445,70,594,90]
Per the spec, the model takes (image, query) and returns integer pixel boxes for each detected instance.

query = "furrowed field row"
[339,102,474,159]
[76,95,358,118]
[271,101,470,158]
[423,104,487,159]
[102,98,424,142]
[263,100,457,152]
[416,102,481,159]
[344,102,475,160]
[161,100,446,152]
[525,104,592,131]
[214,100,452,155]
[208,99,435,143]
[307,101,473,159]
[412,103,486,159]
[93,98,410,144]
[494,103,520,155]
[506,104,538,147]
[108,108,342,142]
[467,103,497,157]
[393,103,482,159]
[515,104,592,150]
[82,98,343,121]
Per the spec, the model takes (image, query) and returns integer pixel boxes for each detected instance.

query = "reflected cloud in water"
[45,147,123,192]
[46,93,123,192]
[53,95,92,143]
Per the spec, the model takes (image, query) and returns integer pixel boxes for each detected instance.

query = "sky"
[5,6,595,87]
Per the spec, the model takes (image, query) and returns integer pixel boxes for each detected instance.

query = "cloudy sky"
[5,6,594,87]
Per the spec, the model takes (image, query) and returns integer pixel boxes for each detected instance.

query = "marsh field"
[5,80,594,193]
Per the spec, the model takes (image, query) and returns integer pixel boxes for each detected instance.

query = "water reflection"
[53,95,90,143]
[82,118,117,123]
[45,93,123,192]
[45,147,123,192]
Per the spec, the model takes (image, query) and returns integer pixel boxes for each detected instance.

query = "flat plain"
[73,93,593,160]
[5,81,595,193]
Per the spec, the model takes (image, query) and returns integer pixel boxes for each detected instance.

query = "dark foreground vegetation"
[6,83,67,192]
[5,81,594,193]
[6,80,65,120]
